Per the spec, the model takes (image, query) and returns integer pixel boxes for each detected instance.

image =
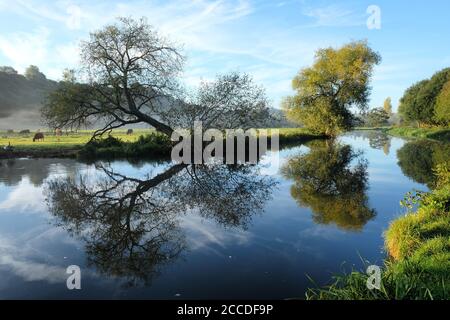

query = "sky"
[0,0,450,111]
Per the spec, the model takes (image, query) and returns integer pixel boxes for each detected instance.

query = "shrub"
[79,133,172,159]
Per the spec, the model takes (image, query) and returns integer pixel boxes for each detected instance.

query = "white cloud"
[0,0,353,106]
[0,27,50,73]
[302,4,365,27]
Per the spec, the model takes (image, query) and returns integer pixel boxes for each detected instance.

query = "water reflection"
[351,130,392,155]
[282,140,376,231]
[0,158,82,187]
[44,163,276,286]
[397,140,450,188]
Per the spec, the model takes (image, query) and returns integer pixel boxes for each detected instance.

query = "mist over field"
[0,67,56,130]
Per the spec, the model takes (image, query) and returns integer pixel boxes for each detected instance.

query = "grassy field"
[0,129,154,150]
[0,128,323,149]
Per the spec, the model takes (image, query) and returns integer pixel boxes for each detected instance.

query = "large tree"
[383,97,393,116]
[398,79,429,125]
[435,80,450,126]
[282,41,381,136]
[42,18,270,138]
[399,68,450,126]
[365,107,390,127]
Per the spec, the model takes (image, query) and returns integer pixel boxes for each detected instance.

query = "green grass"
[386,126,450,141]
[0,129,153,151]
[307,162,450,300]
[0,128,323,153]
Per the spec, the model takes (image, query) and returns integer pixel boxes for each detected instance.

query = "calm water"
[0,131,446,299]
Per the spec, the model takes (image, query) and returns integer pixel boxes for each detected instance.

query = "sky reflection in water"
[0,132,444,299]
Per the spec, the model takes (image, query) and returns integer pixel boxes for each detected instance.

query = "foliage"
[435,80,450,125]
[24,65,46,81]
[0,66,18,74]
[387,126,450,141]
[383,97,393,116]
[399,68,450,126]
[365,107,390,127]
[79,132,172,159]
[283,41,381,136]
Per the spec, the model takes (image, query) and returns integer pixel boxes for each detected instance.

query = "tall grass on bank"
[307,162,450,300]
[386,127,450,141]
[78,128,326,159]
[79,133,173,159]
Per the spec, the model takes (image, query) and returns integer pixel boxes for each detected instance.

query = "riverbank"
[306,163,450,300]
[0,128,326,159]
[385,127,450,141]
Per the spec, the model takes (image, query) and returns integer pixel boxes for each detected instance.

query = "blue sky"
[1,0,450,111]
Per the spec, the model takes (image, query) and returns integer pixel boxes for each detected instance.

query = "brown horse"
[33,132,45,142]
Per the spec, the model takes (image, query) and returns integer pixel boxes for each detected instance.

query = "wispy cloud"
[0,27,50,72]
[302,4,365,27]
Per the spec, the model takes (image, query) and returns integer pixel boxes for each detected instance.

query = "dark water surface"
[0,131,446,299]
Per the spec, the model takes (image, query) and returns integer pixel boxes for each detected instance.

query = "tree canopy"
[282,41,381,136]
[365,107,390,127]
[25,65,46,81]
[42,17,271,137]
[399,68,450,126]
[435,80,450,125]
[383,97,393,116]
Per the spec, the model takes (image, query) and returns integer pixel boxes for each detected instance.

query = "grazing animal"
[33,132,45,142]
[127,129,134,135]
[55,128,62,141]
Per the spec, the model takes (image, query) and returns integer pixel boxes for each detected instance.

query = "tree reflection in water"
[282,140,376,231]
[366,131,391,155]
[45,162,276,287]
[397,140,450,188]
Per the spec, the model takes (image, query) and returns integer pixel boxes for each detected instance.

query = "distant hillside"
[0,66,57,130]
[0,65,295,131]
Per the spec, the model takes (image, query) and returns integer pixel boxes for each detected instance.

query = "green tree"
[398,80,429,125]
[435,80,450,125]
[24,65,46,80]
[283,41,381,137]
[383,97,393,116]
[399,68,450,126]
[0,66,18,74]
[62,68,76,83]
[365,107,390,127]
